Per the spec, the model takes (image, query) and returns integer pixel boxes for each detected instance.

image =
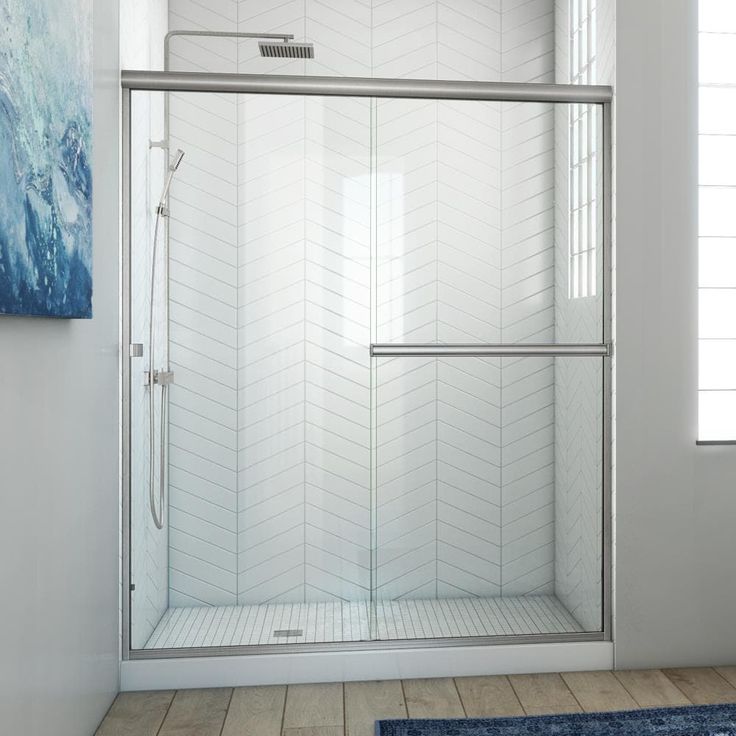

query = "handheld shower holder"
[145,369,175,387]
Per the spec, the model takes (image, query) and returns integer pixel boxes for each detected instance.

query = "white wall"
[0,0,120,732]
[615,0,736,667]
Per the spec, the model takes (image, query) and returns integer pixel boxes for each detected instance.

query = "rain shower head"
[259,40,314,59]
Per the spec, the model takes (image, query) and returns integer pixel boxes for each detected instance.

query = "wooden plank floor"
[95,667,736,735]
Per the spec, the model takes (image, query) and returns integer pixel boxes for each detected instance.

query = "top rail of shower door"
[120,70,612,104]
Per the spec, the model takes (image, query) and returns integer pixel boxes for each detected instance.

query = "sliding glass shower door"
[371,99,606,640]
[124,86,609,654]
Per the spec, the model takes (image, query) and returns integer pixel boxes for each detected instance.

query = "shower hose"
[147,152,183,530]
[148,207,166,530]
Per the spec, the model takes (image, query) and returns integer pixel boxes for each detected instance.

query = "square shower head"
[259,40,314,59]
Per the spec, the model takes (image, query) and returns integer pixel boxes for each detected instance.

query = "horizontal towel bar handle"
[370,343,612,357]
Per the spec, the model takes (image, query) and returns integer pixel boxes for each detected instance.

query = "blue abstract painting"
[0,0,93,318]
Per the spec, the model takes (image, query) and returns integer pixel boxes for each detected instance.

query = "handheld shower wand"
[170,148,185,171]
[148,148,185,530]
[156,148,185,215]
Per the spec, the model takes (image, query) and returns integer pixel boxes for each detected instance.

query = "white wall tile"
[151,0,604,623]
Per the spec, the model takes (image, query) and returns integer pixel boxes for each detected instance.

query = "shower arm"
[149,30,298,151]
[164,31,295,73]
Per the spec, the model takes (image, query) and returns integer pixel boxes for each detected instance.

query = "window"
[569,0,598,299]
[699,0,736,441]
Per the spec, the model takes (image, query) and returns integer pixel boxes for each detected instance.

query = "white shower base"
[143,595,583,650]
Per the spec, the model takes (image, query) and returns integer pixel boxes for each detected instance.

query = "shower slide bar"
[121,70,612,104]
[370,344,611,357]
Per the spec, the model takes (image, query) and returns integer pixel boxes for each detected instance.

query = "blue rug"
[375,704,736,735]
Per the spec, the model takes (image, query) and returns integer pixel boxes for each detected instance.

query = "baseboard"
[120,641,614,691]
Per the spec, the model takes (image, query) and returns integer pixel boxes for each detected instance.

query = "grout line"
[611,671,651,708]
[711,667,736,690]
[399,679,410,719]
[452,678,468,717]
[559,672,586,712]
[154,690,177,736]
[504,674,524,713]
[342,681,347,734]
[507,676,528,716]
[660,670,699,705]
[280,685,288,735]
[218,688,236,736]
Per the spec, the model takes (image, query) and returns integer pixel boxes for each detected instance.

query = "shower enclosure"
[122,70,611,658]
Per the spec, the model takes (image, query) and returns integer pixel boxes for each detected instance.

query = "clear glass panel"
[700,33,736,84]
[374,101,604,345]
[700,187,736,236]
[700,136,736,185]
[700,238,736,286]
[373,356,604,638]
[129,90,374,650]
[128,91,607,650]
[699,339,736,389]
[700,87,736,135]
[700,288,736,337]
[701,0,736,33]
[699,390,736,440]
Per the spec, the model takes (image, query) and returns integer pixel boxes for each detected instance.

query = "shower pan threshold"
[143,595,584,650]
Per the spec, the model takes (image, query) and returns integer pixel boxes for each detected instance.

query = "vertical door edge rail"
[601,99,614,642]
[121,85,132,661]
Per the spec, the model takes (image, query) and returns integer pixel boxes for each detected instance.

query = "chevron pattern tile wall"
[130,0,609,628]
[498,0,557,597]
[166,5,240,606]
[302,96,374,602]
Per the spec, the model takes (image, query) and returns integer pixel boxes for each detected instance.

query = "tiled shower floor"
[143,595,583,649]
